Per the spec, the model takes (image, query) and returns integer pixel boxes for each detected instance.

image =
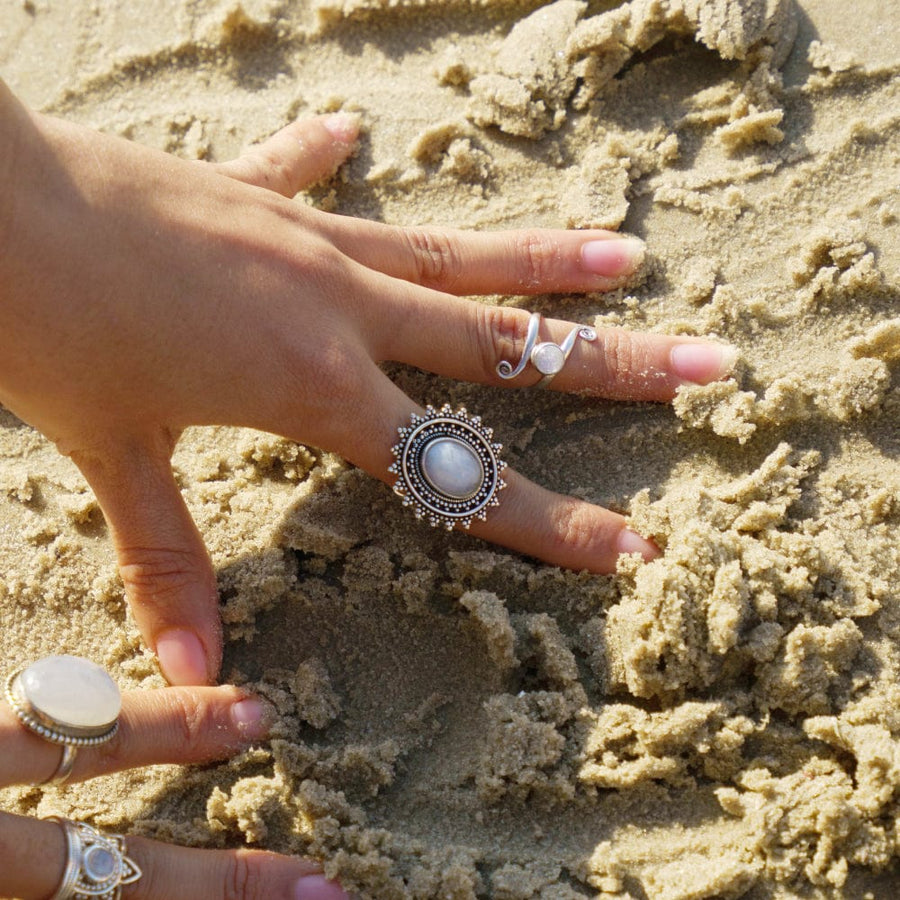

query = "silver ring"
[496,311,597,387]
[47,817,142,900]
[5,656,121,786]
[389,405,507,530]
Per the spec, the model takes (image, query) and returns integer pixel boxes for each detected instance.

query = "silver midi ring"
[496,311,597,387]
[5,655,121,786]
[389,405,507,530]
[47,817,142,900]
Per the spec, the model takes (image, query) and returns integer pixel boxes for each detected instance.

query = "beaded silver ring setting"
[47,817,142,900]
[389,405,507,530]
[5,655,121,785]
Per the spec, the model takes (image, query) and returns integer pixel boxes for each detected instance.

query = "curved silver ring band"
[5,664,120,786]
[48,817,142,900]
[496,311,597,387]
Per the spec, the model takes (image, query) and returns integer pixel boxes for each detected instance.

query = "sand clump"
[2,0,900,898]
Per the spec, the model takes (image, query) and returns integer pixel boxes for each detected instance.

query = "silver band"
[5,665,120,786]
[496,311,597,387]
[48,817,142,899]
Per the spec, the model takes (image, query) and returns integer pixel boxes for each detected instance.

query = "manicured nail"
[580,237,645,277]
[670,341,739,385]
[294,874,351,900]
[322,113,360,144]
[231,696,274,741]
[156,629,208,685]
[617,529,660,560]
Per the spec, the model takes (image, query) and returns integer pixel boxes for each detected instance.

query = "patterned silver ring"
[496,311,597,387]
[389,405,507,530]
[47,817,142,900]
[5,657,121,786]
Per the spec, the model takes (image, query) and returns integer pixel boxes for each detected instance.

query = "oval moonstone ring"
[5,655,121,785]
[389,405,507,530]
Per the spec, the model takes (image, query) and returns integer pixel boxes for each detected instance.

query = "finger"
[213,114,360,198]
[0,812,349,900]
[72,437,222,686]
[0,686,274,787]
[317,215,645,294]
[325,372,659,574]
[359,275,738,401]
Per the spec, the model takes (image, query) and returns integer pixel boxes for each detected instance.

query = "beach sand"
[1,0,899,896]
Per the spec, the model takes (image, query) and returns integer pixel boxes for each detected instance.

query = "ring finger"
[0,812,346,900]
[322,368,660,573]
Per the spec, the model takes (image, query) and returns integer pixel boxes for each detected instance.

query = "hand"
[0,81,737,686]
[0,687,349,900]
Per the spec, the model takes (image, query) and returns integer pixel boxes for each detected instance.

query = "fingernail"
[156,629,209,685]
[670,341,739,385]
[294,874,351,900]
[231,696,274,741]
[322,113,360,144]
[617,529,660,560]
[581,237,645,277]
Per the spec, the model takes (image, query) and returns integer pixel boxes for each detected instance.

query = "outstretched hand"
[0,81,736,685]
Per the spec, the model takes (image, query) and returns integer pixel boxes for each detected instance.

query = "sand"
[1,0,899,897]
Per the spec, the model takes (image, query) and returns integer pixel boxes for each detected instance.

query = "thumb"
[72,436,222,686]
[212,113,360,198]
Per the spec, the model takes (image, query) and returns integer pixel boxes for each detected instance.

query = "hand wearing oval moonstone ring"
[4,656,121,786]
[497,311,597,387]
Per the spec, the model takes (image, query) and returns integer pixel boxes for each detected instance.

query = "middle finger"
[0,685,273,787]
[367,276,738,401]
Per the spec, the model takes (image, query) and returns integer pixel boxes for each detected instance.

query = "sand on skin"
[1,0,899,897]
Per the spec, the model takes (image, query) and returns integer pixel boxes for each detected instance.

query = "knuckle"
[513,230,561,288]
[602,329,634,376]
[548,499,602,557]
[118,546,210,607]
[223,850,271,900]
[402,228,464,289]
[476,305,532,381]
[256,147,295,196]
[169,688,213,757]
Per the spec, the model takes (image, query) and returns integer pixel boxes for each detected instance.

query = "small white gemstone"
[84,845,117,881]
[532,342,566,375]
[421,437,484,500]
[20,655,121,729]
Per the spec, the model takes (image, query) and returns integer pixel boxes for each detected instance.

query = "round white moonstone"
[20,655,121,729]
[421,437,484,500]
[532,342,566,375]
[84,845,117,881]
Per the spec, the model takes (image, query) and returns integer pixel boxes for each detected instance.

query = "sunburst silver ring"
[389,405,507,530]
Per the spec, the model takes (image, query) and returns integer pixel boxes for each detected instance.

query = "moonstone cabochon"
[20,655,121,729]
[421,437,485,500]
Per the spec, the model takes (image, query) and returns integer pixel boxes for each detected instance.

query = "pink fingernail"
[581,237,645,277]
[617,529,660,560]
[156,629,208,685]
[322,113,360,143]
[231,697,273,741]
[670,342,739,385]
[294,874,351,900]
